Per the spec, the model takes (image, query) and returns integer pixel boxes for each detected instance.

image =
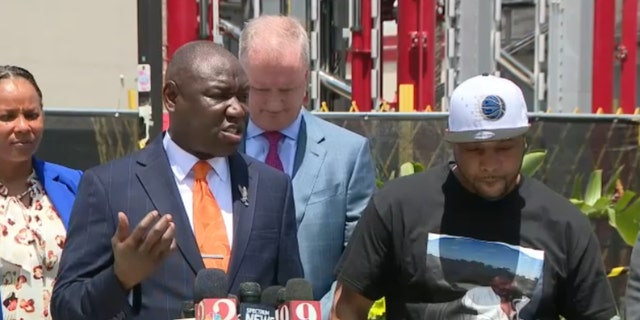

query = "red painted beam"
[419,0,436,111]
[397,0,417,111]
[166,0,199,61]
[619,0,637,114]
[591,0,616,113]
[346,36,398,62]
[350,0,373,111]
[397,0,436,111]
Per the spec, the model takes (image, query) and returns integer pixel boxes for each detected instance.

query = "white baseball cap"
[444,74,530,143]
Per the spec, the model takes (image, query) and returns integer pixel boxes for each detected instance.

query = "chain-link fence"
[37,109,640,306]
[36,109,140,170]
[318,112,640,195]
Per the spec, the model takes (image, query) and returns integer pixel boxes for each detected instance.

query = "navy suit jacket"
[50,135,303,320]
[0,159,81,319]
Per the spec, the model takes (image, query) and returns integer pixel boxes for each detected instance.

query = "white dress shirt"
[162,133,234,245]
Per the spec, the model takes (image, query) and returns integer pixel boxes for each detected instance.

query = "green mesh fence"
[37,110,640,307]
[318,113,640,196]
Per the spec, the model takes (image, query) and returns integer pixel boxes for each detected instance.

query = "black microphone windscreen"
[260,285,284,307]
[276,287,286,304]
[284,278,314,301]
[193,268,229,302]
[239,282,262,303]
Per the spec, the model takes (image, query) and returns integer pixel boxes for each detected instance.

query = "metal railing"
[313,111,640,122]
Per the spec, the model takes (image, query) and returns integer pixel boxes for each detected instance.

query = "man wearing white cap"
[330,74,619,320]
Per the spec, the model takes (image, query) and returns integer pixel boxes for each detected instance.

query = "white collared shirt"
[162,133,234,245]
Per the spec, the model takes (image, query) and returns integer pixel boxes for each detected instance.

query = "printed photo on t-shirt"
[424,233,544,320]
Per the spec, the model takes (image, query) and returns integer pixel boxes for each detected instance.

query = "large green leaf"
[614,196,640,246]
[580,204,599,217]
[608,207,617,228]
[615,191,637,212]
[569,199,584,206]
[571,174,584,201]
[571,199,599,217]
[584,170,603,206]
[521,151,547,177]
[399,162,416,176]
[592,197,613,215]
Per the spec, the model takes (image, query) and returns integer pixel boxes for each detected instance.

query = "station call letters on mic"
[238,282,278,320]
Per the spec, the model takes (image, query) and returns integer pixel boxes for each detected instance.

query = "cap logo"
[480,95,506,121]
[474,131,496,140]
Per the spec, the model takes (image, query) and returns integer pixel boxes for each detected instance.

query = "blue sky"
[427,234,544,280]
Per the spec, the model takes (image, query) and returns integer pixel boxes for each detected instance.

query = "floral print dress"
[0,172,66,320]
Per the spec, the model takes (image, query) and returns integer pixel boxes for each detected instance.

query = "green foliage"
[520,150,640,246]
[367,297,386,320]
[569,165,640,246]
[376,161,424,188]
[521,150,547,177]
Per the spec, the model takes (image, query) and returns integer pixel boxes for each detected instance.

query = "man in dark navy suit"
[51,41,303,320]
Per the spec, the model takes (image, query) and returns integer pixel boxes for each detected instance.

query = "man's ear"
[163,81,179,112]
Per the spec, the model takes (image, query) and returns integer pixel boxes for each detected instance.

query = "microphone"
[240,282,262,304]
[238,282,276,320]
[260,285,284,309]
[193,268,238,320]
[276,279,321,320]
[276,287,286,305]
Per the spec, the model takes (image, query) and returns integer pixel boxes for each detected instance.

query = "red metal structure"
[396,0,436,111]
[350,0,374,112]
[619,0,638,114]
[351,0,373,111]
[591,0,616,113]
[165,1,635,114]
[166,0,199,61]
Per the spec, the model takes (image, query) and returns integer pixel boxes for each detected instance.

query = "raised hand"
[112,210,177,290]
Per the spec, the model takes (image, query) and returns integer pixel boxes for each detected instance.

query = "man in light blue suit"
[238,15,376,319]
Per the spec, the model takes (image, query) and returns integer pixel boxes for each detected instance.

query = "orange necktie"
[192,161,230,271]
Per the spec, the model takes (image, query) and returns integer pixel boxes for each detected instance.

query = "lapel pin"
[239,185,249,207]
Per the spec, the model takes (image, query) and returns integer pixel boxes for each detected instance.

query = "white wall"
[0,0,139,109]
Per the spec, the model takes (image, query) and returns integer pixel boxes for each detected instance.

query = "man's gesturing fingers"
[150,221,176,260]
[113,212,130,244]
[139,214,172,254]
[128,210,160,246]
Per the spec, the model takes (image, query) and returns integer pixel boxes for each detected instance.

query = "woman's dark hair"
[0,65,43,104]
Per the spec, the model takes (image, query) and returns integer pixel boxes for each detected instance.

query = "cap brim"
[444,126,529,143]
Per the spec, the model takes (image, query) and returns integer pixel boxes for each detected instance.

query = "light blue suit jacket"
[242,109,376,318]
[0,159,82,319]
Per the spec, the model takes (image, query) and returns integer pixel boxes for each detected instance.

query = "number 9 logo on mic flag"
[277,301,320,320]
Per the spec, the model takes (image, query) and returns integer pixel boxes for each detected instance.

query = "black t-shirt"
[335,164,618,320]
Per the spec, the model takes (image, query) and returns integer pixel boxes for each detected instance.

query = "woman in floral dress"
[0,65,82,320]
